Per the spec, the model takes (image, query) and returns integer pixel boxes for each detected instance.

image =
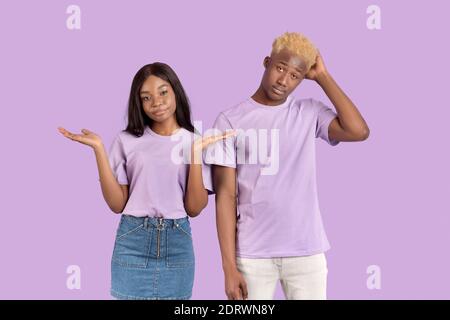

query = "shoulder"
[289,96,315,109]
[305,97,329,110]
[114,130,136,143]
[221,99,255,119]
[291,97,330,116]
[110,130,141,152]
[174,128,198,144]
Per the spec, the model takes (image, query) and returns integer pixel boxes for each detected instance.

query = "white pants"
[236,253,328,300]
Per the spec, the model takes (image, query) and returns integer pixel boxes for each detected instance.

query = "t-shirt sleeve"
[204,112,237,168]
[313,98,340,146]
[201,157,214,195]
[108,134,129,185]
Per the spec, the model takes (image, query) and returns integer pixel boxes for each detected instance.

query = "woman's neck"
[151,117,180,136]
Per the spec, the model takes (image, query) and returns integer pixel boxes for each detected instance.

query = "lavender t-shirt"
[205,96,339,258]
[108,126,213,218]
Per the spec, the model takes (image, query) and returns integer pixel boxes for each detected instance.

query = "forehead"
[141,75,170,92]
[271,49,307,72]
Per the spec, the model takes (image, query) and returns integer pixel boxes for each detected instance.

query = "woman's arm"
[93,143,129,214]
[58,127,128,214]
[184,158,208,217]
[184,131,236,217]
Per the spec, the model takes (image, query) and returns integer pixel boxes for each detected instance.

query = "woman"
[58,62,233,299]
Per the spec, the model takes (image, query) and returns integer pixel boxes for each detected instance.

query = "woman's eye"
[142,97,150,101]
[161,90,168,96]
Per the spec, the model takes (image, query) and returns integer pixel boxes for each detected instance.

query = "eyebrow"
[140,84,168,94]
[277,61,304,73]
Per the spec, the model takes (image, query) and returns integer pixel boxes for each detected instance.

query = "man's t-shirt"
[206,96,339,258]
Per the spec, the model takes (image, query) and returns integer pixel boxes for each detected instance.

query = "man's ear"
[263,56,270,69]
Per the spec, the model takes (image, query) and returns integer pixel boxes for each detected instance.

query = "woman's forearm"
[93,144,128,213]
[184,163,208,217]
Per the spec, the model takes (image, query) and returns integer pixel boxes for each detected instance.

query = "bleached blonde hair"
[271,32,318,72]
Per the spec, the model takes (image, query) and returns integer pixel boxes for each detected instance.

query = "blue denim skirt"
[110,214,195,300]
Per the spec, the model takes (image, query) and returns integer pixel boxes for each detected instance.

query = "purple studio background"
[1,0,449,299]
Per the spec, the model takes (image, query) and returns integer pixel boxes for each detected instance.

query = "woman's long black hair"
[125,62,195,137]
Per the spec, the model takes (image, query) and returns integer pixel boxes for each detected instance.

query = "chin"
[151,112,172,123]
[267,91,286,103]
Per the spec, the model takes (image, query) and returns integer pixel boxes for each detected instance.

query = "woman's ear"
[263,56,270,69]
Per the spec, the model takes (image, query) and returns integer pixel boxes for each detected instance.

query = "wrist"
[191,147,203,165]
[93,142,105,153]
[223,261,238,274]
[316,70,331,85]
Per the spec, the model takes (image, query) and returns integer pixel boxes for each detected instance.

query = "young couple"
[58,32,369,300]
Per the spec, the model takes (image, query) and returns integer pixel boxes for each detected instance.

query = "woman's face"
[140,75,177,123]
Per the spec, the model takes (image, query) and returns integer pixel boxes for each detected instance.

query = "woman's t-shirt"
[108,126,213,218]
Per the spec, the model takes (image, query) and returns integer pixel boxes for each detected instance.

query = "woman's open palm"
[191,130,236,164]
[58,127,102,149]
[193,130,236,153]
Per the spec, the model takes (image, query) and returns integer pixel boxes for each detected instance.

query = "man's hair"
[271,32,318,72]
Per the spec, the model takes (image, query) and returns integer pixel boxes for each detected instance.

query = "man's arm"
[213,165,248,300]
[318,72,370,142]
[307,52,370,142]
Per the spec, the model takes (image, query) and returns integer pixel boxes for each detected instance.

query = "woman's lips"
[153,108,168,116]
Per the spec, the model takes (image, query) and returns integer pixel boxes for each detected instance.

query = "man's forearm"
[317,72,369,136]
[216,194,238,272]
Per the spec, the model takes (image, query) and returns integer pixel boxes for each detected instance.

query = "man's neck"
[251,87,286,106]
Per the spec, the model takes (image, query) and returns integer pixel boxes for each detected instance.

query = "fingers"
[220,130,237,140]
[202,130,237,148]
[241,281,248,300]
[57,127,83,143]
[234,288,243,300]
[58,127,74,139]
[57,127,69,135]
[226,291,241,300]
[226,287,244,300]
[81,128,94,135]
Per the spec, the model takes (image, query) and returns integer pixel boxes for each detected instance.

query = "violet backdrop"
[0,0,449,299]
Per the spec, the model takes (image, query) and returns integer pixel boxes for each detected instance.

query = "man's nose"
[277,74,288,87]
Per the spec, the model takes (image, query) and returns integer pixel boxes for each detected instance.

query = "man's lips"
[272,86,286,95]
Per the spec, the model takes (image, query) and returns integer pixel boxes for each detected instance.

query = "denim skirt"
[110,214,195,300]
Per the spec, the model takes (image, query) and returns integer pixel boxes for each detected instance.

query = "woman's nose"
[152,97,163,108]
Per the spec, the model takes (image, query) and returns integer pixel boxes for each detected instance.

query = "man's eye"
[291,74,298,79]
[277,66,283,72]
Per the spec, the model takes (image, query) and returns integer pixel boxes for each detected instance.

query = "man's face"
[260,48,308,103]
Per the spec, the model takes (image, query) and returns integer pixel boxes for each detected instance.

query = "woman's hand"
[58,127,103,150]
[191,130,236,164]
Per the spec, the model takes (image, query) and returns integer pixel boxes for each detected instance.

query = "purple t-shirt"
[205,96,339,258]
[108,126,213,218]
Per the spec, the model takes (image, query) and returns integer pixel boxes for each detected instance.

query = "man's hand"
[305,51,329,82]
[224,267,248,300]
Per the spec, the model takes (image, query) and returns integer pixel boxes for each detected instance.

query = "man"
[207,32,369,300]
